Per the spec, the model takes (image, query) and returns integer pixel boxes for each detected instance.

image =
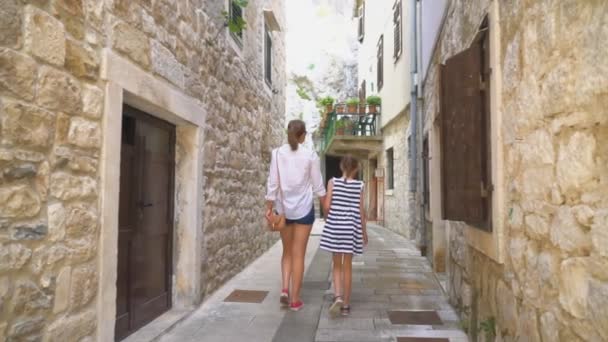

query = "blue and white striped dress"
[320,177,364,255]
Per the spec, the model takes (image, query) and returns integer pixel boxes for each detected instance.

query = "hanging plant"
[222,0,249,35]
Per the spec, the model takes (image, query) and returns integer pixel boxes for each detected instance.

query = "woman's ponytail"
[287,120,306,151]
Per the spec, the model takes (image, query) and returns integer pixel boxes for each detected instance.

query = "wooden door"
[115,105,175,341]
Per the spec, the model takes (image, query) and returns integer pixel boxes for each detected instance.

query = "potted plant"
[366,95,381,113]
[345,98,360,113]
[335,118,346,135]
[344,117,355,135]
[319,96,335,114]
[335,103,345,113]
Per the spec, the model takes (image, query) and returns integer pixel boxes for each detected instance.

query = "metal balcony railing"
[319,104,381,154]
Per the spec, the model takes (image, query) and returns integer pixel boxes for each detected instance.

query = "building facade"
[420,0,608,340]
[356,0,414,238]
[0,0,285,340]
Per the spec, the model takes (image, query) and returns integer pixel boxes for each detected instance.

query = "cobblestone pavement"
[158,221,467,342]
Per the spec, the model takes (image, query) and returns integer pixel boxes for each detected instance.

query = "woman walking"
[265,120,326,311]
[320,155,368,317]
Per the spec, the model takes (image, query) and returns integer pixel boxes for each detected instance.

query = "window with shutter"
[229,1,244,45]
[377,35,384,90]
[264,24,272,86]
[440,20,492,230]
[358,3,365,42]
[387,148,394,190]
[393,0,402,60]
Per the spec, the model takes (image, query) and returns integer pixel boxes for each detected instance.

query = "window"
[229,1,243,44]
[440,16,491,231]
[358,3,365,42]
[393,0,402,59]
[387,148,394,190]
[359,80,366,105]
[377,35,384,90]
[264,24,272,86]
[422,136,430,215]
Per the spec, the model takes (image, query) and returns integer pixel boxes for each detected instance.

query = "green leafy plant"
[296,87,311,100]
[345,98,360,106]
[366,95,381,106]
[478,317,496,341]
[318,96,335,106]
[222,0,249,34]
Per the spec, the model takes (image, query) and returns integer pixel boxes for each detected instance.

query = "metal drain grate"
[387,310,443,325]
[224,290,268,303]
[397,338,449,342]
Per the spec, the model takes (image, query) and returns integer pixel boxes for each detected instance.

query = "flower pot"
[359,105,367,114]
[336,127,345,135]
[347,105,358,113]
[325,104,334,113]
[336,105,345,113]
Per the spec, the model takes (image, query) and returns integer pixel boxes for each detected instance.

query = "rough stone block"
[556,132,596,195]
[65,39,99,80]
[29,244,69,274]
[0,243,31,272]
[67,235,97,263]
[591,210,608,257]
[151,40,185,88]
[112,21,150,68]
[524,214,549,240]
[10,280,51,316]
[24,5,66,66]
[0,276,10,311]
[53,266,71,313]
[81,84,103,119]
[559,258,589,319]
[69,264,97,310]
[550,206,591,254]
[11,223,48,240]
[52,146,98,173]
[496,280,518,335]
[65,204,97,238]
[1,99,55,148]
[0,48,37,101]
[3,163,37,180]
[0,0,22,48]
[8,316,45,339]
[539,312,559,342]
[47,202,66,241]
[83,0,103,29]
[67,116,101,149]
[45,310,95,342]
[35,160,50,200]
[0,184,41,218]
[37,66,82,114]
[50,172,96,200]
[588,278,608,340]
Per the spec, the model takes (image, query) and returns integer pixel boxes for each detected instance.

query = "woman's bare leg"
[290,223,313,303]
[280,225,295,291]
[332,253,344,297]
[343,254,353,305]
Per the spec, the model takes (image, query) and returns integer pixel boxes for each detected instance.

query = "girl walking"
[320,155,368,317]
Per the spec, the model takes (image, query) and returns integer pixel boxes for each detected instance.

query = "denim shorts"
[286,206,315,225]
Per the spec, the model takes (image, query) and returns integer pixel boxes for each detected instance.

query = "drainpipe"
[408,0,418,194]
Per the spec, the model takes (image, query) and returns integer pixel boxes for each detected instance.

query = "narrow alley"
[155,221,467,342]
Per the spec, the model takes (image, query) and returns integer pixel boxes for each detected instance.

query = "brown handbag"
[268,150,286,232]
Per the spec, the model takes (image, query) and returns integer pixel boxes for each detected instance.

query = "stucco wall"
[422,0,608,340]
[0,0,285,340]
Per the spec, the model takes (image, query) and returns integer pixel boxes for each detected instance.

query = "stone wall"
[422,0,608,340]
[379,112,413,239]
[0,0,285,340]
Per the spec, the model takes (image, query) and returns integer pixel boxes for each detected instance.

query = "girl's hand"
[363,230,368,246]
[265,208,273,222]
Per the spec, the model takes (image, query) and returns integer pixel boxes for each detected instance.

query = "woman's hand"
[363,230,369,246]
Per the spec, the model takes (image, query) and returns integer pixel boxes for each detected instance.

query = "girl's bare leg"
[332,253,344,297]
[280,225,295,291]
[343,254,353,305]
[291,223,313,303]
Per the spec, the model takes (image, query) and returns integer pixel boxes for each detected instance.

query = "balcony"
[318,104,383,159]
